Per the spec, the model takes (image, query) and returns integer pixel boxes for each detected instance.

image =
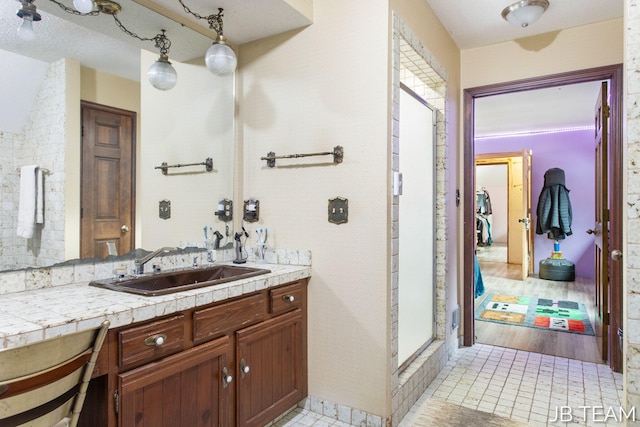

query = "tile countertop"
[0,262,311,350]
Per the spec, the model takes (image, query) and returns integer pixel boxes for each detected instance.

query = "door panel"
[80,102,135,258]
[593,81,609,362]
[521,149,533,280]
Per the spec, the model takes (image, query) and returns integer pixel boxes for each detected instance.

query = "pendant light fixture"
[15,0,178,90]
[16,0,41,41]
[501,0,549,28]
[178,3,237,75]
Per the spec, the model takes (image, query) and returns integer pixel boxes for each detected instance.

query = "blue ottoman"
[539,258,575,281]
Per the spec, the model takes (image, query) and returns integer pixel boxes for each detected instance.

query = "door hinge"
[603,104,610,119]
[604,312,610,326]
[114,390,119,414]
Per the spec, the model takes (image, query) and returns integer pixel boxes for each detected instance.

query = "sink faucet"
[135,247,175,275]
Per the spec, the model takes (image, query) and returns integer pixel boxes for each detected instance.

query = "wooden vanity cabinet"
[236,309,305,427]
[83,278,307,427]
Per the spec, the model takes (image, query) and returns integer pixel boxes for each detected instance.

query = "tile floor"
[273,343,624,426]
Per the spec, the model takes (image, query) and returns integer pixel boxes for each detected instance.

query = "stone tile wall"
[390,14,451,426]
[1,59,66,270]
[626,0,640,417]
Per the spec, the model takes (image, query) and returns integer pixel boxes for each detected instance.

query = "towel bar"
[260,146,343,168]
[155,158,213,175]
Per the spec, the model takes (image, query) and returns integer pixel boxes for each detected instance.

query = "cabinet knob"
[240,358,250,378]
[222,367,232,388]
[144,334,167,347]
[282,295,295,303]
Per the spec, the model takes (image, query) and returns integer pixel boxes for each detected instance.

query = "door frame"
[462,64,623,372]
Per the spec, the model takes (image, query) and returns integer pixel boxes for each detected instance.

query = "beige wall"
[461,18,623,89]
[239,0,390,413]
[139,50,235,251]
[238,0,461,418]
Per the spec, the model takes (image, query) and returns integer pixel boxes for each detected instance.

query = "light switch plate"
[328,197,348,224]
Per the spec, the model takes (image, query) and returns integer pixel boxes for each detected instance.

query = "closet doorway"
[475,152,533,279]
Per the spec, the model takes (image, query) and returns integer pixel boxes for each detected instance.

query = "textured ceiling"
[423,0,622,137]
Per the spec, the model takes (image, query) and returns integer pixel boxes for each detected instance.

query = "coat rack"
[260,146,343,168]
[155,157,213,175]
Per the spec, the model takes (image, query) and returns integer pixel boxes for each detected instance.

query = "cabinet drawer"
[193,294,266,344]
[270,282,304,314]
[118,315,185,369]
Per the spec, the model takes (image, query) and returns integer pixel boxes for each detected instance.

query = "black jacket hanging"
[536,168,573,240]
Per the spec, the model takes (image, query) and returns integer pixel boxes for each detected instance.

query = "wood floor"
[474,244,603,364]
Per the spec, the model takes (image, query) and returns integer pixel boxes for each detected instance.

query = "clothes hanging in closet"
[476,189,493,246]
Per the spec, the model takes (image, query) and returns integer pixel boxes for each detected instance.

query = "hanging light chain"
[111,14,171,55]
[178,0,224,36]
[48,0,100,16]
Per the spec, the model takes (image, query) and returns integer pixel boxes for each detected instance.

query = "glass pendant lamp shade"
[16,0,40,41]
[147,55,177,91]
[501,0,549,28]
[73,0,94,14]
[17,16,35,40]
[205,36,237,75]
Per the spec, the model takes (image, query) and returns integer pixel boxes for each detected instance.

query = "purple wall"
[476,129,595,278]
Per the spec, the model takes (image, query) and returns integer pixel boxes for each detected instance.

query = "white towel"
[17,165,43,238]
[36,167,44,224]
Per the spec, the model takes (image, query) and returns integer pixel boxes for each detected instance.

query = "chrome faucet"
[135,247,175,275]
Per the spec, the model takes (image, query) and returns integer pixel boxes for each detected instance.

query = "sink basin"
[89,265,271,296]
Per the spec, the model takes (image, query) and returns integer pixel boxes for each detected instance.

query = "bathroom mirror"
[0,1,233,272]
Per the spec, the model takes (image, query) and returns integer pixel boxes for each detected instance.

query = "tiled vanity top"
[0,262,311,350]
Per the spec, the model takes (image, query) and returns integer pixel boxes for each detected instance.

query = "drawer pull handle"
[240,359,250,378]
[222,367,232,388]
[144,334,167,347]
[282,295,295,303]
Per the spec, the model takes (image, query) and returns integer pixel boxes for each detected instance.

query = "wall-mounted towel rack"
[260,145,344,168]
[155,157,213,175]
[15,167,51,174]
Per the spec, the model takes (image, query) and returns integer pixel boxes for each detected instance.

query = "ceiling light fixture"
[178,3,237,75]
[15,0,178,90]
[501,0,549,28]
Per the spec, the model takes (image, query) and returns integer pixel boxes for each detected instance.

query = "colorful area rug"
[475,293,595,335]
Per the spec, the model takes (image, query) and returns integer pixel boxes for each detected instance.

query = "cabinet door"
[236,309,305,427]
[118,336,231,427]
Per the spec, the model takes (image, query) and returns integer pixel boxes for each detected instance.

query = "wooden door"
[80,101,135,259]
[520,149,533,280]
[118,337,230,427]
[236,309,304,427]
[593,81,609,362]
